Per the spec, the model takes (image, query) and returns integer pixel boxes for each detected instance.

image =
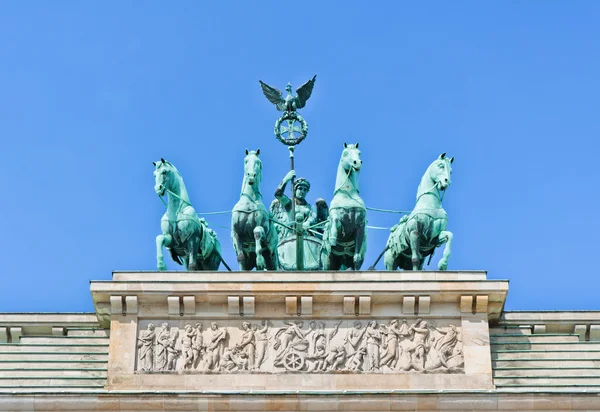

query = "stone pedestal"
[91,271,507,392]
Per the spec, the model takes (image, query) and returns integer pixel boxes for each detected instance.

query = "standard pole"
[289,146,304,271]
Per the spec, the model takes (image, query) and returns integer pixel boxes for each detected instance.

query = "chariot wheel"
[283,351,305,371]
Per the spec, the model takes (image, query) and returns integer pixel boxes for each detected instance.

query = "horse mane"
[416,158,444,201]
[416,167,433,201]
[160,161,191,204]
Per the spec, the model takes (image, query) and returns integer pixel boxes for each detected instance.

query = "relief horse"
[321,143,367,270]
[154,159,221,271]
[384,153,454,271]
[231,149,278,270]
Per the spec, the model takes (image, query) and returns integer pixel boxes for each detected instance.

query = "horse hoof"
[329,238,337,247]
[237,253,245,263]
[157,263,167,271]
[438,260,448,271]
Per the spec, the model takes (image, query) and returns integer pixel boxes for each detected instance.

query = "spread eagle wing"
[259,80,286,111]
[294,75,317,109]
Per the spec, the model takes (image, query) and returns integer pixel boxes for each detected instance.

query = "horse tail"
[170,249,183,265]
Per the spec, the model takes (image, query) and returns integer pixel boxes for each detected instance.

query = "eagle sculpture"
[259,75,317,113]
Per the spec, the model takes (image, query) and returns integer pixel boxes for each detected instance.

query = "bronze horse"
[231,149,278,270]
[321,143,367,270]
[384,153,454,271]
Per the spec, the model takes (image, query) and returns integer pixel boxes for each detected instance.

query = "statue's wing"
[294,75,317,109]
[269,199,286,237]
[316,198,329,224]
[259,80,286,111]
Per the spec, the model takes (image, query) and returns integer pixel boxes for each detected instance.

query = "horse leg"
[437,230,454,271]
[254,226,266,270]
[207,242,222,271]
[409,230,421,271]
[156,234,171,271]
[231,228,246,270]
[187,235,200,271]
[353,224,366,271]
[383,249,396,271]
[329,215,340,247]
[321,244,330,270]
[266,227,279,270]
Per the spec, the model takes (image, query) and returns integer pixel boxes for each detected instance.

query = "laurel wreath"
[274,112,308,146]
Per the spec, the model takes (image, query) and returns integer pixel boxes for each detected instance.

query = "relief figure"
[380,319,402,368]
[253,320,271,370]
[364,321,382,371]
[192,323,204,369]
[235,321,256,370]
[180,324,195,370]
[221,347,248,371]
[323,345,347,371]
[306,337,327,371]
[204,322,227,371]
[156,323,179,371]
[347,346,368,371]
[137,323,155,371]
[273,320,307,367]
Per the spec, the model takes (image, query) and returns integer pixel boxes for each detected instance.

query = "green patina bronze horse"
[384,153,454,271]
[231,149,278,270]
[321,143,367,270]
[154,159,222,271]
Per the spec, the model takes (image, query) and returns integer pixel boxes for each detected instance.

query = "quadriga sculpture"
[384,153,454,271]
[153,159,222,271]
[321,143,367,270]
[231,149,278,270]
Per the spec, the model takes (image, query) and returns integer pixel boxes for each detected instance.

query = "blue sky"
[1,2,599,312]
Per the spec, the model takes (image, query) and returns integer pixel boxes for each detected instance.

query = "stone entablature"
[89,270,508,391]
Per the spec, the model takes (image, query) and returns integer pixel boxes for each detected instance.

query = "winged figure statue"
[259,75,317,113]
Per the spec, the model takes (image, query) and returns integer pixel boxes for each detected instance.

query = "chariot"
[281,339,310,371]
[276,234,323,271]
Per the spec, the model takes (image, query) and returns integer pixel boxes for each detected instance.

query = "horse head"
[427,152,454,191]
[244,149,262,187]
[153,158,177,196]
[341,142,362,172]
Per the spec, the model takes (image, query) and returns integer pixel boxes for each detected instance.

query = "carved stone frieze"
[136,318,464,374]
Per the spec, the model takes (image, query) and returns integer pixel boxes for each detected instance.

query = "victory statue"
[270,170,328,271]
[271,171,326,238]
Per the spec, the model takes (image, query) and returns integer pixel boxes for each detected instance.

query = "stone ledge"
[1,391,600,411]
[112,270,490,282]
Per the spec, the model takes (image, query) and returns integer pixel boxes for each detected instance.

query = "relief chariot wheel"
[283,351,305,371]
[274,112,308,146]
